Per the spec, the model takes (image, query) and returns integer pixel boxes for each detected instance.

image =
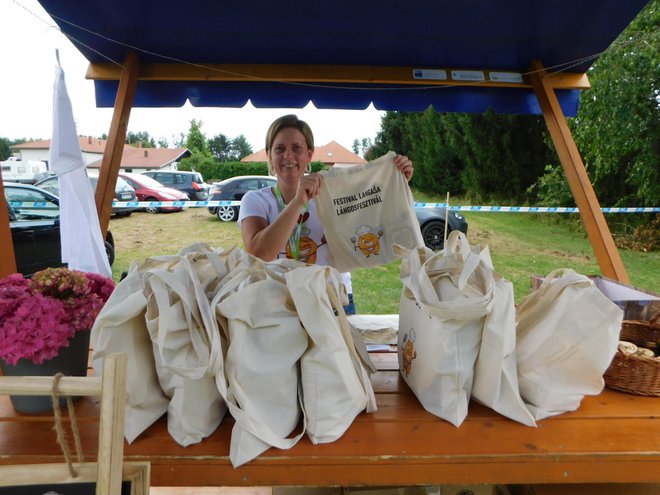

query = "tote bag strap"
[516,268,592,326]
[146,268,210,378]
[180,256,225,374]
[324,271,378,412]
[223,378,307,451]
[445,230,471,260]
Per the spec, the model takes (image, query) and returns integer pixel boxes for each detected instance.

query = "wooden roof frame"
[0,53,629,283]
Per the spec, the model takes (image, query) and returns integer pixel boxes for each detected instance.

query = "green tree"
[352,138,374,158]
[372,109,554,201]
[0,138,12,161]
[126,131,156,148]
[572,0,659,207]
[157,137,169,148]
[352,138,360,155]
[185,119,210,156]
[448,110,555,202]
[208,133,232,161]
[208,133,253,161]
[231,134,253,160]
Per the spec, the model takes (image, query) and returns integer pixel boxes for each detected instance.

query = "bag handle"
[445,230,471,260]
[324,270,378,412]
[145,269,210,378]
[516,269,594,331]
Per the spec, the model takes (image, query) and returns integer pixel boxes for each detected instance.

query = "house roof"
[37,0,650,116]
[87,147,190,169]
[241,141,366,166]
[11,136,116,154]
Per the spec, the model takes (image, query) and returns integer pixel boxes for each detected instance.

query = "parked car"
[35,172,138,217]
[207,175,277,221]
[141,170,210,201]
[119,172,189,213]
[416,206,468,251]
[4,182,115,276]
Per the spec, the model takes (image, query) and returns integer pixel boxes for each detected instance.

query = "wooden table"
[1,350,659,489]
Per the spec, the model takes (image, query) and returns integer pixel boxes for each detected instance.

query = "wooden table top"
[1,351,659,488]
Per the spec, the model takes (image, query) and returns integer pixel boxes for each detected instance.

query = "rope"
[51,373,85,478]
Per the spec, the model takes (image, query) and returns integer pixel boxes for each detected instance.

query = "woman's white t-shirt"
[238,186,352,292]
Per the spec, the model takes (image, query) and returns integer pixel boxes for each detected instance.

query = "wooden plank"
[2,390,658,485]
[2,355,658,488]
[0,376,102,396]
[0,462,150,495]
[529,59,629,283]
[95,51,140,238]
[85,63,590,90]
[97,353,127,495]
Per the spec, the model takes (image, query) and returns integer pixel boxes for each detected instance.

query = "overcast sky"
[1,0,385,152]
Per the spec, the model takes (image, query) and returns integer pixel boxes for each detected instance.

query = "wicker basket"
[603,320,660,396]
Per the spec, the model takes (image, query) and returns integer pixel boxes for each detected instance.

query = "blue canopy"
[38,0,650,116]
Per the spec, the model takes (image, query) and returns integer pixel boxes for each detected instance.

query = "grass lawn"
[109,204,659,313]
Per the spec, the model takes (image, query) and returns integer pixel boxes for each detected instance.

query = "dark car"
[207,175,277,221]
[119,172,189,213]
[35,172,138,217]
[4,182,115,276]
[415,206,468,251]
[141,170,210,201]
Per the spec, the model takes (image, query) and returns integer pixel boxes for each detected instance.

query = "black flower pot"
[0,329,91,414]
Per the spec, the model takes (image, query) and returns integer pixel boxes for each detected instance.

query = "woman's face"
[269,127,312,183]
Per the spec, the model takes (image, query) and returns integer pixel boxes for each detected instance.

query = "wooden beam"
[95,52,140,237]
[0,179,17,277]
[529,59,629,283]
[86,63,590,90]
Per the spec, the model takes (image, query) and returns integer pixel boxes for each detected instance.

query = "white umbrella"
[49,51,112,277]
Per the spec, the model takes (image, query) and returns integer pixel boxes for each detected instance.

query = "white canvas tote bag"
[471,269,536,427]
[177,242,242,297]
[91,257,178,443]
[515,269,623,420]
[212,261,309,467]
[286,264,377,444]
[397,232,492,426]
[143,257,227,447]
[316,151,424,272]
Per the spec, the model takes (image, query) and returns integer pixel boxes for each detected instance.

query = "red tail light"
[192,182,201,190]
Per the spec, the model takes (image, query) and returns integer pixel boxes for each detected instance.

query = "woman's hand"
[394,154,414,181]
[294,172,324,206]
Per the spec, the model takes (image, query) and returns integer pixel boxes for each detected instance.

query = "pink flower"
[0,268,115,365]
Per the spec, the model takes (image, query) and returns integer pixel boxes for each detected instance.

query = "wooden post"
[529,59,629,283]
[96,51,140,238]
[0,179,17,277]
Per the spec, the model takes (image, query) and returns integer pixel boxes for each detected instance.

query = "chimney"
[88,136,92,144]
[144,150,148,158]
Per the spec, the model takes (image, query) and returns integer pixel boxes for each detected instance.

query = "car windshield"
[88,174,132,190]
[192,173,204,183]
[131,174,168,188]
[6,186,59,221]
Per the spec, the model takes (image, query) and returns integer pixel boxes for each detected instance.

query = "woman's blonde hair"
[265,114,314,175]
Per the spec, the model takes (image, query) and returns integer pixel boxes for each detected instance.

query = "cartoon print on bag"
[401,329,417,376]
[351,224,383,258]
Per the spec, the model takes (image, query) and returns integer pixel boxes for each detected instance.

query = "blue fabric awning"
[39,0,650,116]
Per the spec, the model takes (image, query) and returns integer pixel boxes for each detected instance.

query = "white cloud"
[1,0,384,151]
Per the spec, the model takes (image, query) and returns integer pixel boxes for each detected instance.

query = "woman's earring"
[306,163,312,173]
